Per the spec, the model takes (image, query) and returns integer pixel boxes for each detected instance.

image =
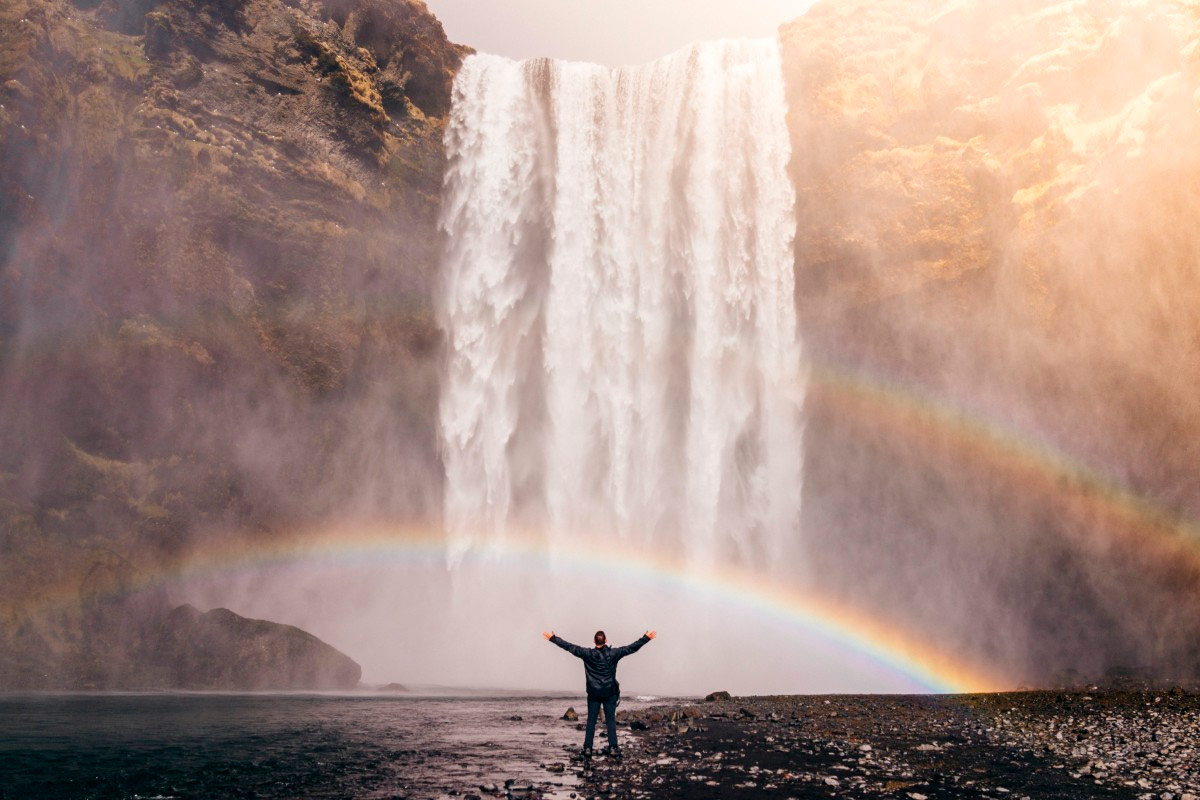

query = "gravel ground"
[534,690,1200,800]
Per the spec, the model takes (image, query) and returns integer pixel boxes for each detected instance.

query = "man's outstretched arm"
[543,631,589,658]
[612,630,656,659]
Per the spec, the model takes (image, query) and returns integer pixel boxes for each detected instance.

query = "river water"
[0,693,662,799]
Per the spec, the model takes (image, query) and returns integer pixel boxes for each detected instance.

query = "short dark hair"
[594,630,606,646]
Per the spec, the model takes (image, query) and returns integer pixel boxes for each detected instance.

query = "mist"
[423,0,818,66]
[3,0,1200,694]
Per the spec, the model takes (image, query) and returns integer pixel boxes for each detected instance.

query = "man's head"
[594,630,607,647]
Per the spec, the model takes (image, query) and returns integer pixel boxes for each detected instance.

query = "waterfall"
[438,39,804,569]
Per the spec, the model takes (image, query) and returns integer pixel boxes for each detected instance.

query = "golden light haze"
[783,0,1200,684]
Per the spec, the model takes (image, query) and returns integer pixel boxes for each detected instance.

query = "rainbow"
[810,365,1200,572]
[23,524,1009,695]
[15,360,1196,695]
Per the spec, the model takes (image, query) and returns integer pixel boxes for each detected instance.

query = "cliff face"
[6,0,1200,690]
[782,0,1200,682]
[0,0,464,687]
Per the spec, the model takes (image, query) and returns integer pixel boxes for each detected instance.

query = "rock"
[563,707,579,721]
[154,605,362,690]
[705,691,732,702]
[378,682,408,692]
[2,79,32,100]
[168,54,204,88]
[142,10,176,60]
[546,762,565,773]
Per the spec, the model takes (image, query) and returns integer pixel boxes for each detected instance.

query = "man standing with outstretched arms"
[542,628,657,760]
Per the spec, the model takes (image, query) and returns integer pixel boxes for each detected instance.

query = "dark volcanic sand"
[573,691,1200,800]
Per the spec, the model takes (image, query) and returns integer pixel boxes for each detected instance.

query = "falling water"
[438,39,804,570]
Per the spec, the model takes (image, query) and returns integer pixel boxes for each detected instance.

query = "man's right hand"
[543,631,554,640]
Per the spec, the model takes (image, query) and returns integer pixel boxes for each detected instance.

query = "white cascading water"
[439,39,804,570]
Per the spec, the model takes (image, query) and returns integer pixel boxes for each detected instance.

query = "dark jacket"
[551,634,650,699]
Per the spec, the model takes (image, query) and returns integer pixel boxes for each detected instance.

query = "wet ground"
[1,691,1197,799]
[0,693,656,799]
[591,691,1200,800]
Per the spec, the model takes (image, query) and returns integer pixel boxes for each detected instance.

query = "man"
[542,628,657,759]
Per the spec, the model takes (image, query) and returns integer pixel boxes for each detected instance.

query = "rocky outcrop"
[155,604,361,689]
[0,549,360,689]
[0,0,464,686]
[782,0,1200,683]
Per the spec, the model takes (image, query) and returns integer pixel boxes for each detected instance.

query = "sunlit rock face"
[0,0,464,687]
[783,0,1200,683]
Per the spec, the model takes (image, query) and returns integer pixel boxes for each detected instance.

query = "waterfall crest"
[438,39,804,567]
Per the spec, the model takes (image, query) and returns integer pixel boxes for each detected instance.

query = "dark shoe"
[602,747,622,760]
[580,747,593,759]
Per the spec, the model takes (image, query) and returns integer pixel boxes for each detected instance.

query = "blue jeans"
[584,694,619,751]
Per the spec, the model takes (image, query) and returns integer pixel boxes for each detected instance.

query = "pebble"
[571,691,1200,799]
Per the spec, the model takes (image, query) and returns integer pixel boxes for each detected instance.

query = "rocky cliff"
[4,0,1200,690]
[0,0,464,688]
[783,0,1200,682]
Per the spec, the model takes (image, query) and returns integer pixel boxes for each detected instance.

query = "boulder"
[562,707,579,721]
[705,691,732,702]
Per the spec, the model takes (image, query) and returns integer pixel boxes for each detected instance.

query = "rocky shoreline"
[514,691,1200,800]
